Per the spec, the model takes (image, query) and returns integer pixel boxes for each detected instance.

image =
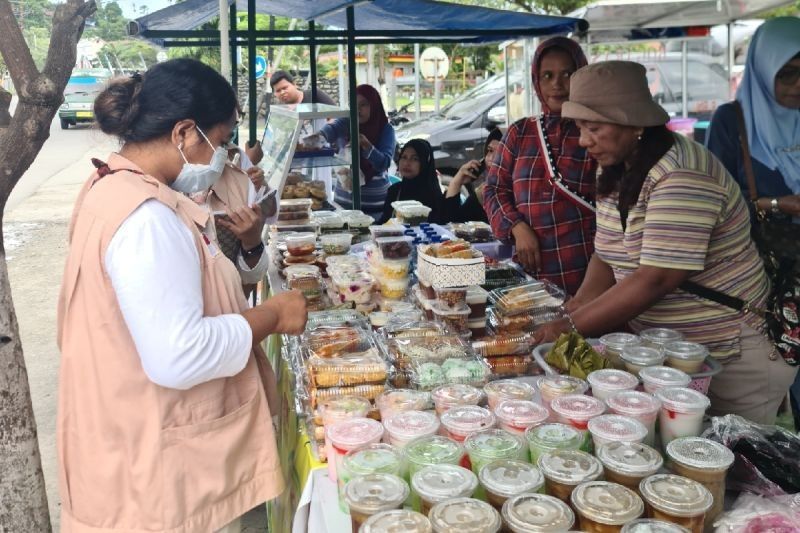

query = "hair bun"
[94,76,143,137]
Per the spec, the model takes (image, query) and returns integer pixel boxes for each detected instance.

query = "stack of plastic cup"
[320,397,373,481]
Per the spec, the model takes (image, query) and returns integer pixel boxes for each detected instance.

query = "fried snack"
[310,384,387,408]
[485,355,532,376]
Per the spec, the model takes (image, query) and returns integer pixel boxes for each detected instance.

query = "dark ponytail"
[94,58,237,143]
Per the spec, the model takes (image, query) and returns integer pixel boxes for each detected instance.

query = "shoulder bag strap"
[732,101,759,204]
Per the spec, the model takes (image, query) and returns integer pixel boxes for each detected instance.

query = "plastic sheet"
[714,493,800,532]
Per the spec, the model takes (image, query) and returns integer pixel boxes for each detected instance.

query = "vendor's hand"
[532,318,573,344]
[564,296,585,314]
[511,222,542,273]
[779,195,800,217]
[263,290,307,335]
[358,134,373,152]
[217,204,265,250]
[246,166,265,190]
[455,160,481,184]
[245,140,263,166]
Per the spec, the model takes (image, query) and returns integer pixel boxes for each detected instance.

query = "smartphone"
[255,188,278,217]
[476,158,487,176]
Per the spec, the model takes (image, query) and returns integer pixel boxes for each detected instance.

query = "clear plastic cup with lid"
[440,405,496,442]
[621,519,691,533]
[605,391,662,447]
[639,366,692,395]
[537,449,603,504]
[538,376,589,416]
[570,481,644,532]
[464,429,527,476]
[666,437,735,527]
[428,497,502,533]
[344,473,410,533]
[587,369,639,402]
[383,410,440,449]
[320,398,374,481]
[495,400,549,436]
[621,346,666,377]
[525,423,584,465]
[411,464,478,516]
[550,394,606,448]
[599,333,642,369]
[663,342,708,375]
[327,418,384,485]
[431,384,483,415]
[360,509,433,533]
[376,389,430,421]
[501,493,575,533]
[478,459,544,510]
[484,379,535,411]
[654,388,711,450]
[639,328,684,349]
[340,444,402,511]
[588,414,648,450]
[596,441,663,495]
[403,435,464,479]
[639,474,713,533]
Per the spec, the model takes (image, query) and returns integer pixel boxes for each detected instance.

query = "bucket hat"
[562,61,670,127]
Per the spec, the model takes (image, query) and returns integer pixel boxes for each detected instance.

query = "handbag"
[681,103,800,365]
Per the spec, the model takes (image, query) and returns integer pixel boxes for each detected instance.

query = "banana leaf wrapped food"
[545,332,611,379]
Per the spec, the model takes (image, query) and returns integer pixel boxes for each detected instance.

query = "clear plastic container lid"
[440,406,496,436]
[306,309,368,331]
[326,417,384,450]
[538,376,589,397]
[284,264,322,281]
[369,224,406,240]
[403,435,464,467]
[640,328,685,346]
[360,510,433,533]
[495,400,549,429]
[478,460,544,498]
[343,473,409,514]
[377,389,430,413]
[384,411,440,441]
[431,301,471,317]
[663,341,709,362]
[311,211,344,229]
[428,498,502,533]
[525,423,583,448]
[319,396,372,424]
[666,437,735,471]
[654,387,711,414]
[639,474,713,517]
[279,198,313,212]
[502,494,575,532]
[284,232,316,244]
[550,394,606,422]
[464,429,525,460]
[346,213,375,228]
[587,369,639,392]
[484,379,535,402]
[587,415,648,443]
[471,334,532,357]
[606,391,662,417]
[466,285,489,304]
[599,333,642,351]
[411,464,478,503]
[621,346,666,366]
[376,236,414,260]
[343,444,402,477]
[370,312,392,327]
[319,232,353,251]
[570,481,644,525]
[537,450,603,485]
[488,281,566,317]
[596,441,664,476]
[431,384,483,407]
[621,519,691,533]
[638,366,692,389]
[394,204,433,218]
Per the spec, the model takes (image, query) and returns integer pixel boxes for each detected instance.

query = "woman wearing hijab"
[379,139,444,224]
[319,84,396,219]
[483,37,597,296]
[441,128,502,224]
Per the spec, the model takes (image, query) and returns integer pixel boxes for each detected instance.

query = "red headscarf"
[356,85,388,181]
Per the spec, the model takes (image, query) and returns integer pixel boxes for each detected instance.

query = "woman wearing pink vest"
[57,59,306,532]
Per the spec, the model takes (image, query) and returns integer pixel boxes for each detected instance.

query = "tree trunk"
[0,0,96,530]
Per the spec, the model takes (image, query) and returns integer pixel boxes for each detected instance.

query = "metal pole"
[309,20,318,102]
[346,6,361,210]
[230,2,238,92]
[414,43,421,120]
[434,58,441,114]
[726,22,735,99]
[248,0,257,145]
[681,40,688,118]
[219,0,231,82]
[338,44,346,105]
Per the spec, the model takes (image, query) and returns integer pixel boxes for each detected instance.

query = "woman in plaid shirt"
[484,37,597,295]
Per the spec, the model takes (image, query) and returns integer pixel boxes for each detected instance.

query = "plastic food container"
[282,254,317,267]
[494,400,549,436]
[586,369,639,402]
[428,498,501,533]
[550,394,606,443]
[376,236,414,260]
[409,357,489,391]
[472,334,531,358]
[376,389,430,421]
[319,397,372,481]
[478,460,544,510]
[501,493,575,533]
[587,414,648,450]
[330,270,376,304]
[434,286,468,308]
[304,325,371,359]
[469,221,493,242]
[599,333,642,369]
[431,384,483,415]
[596,441,663,495]
[379,276,410,300]
[440,406,496,442]
[320,233,353,255]
[666,437,735,527]
[621,346,666,377]
[639,474,713,533]
[639,366,692,395]
[464,429,526,476]
[606,391,662,448]
[431,302,471,333]
[285,264,323,301]
[369,312,392,331]
[468,318,487,339]
[285,232,317,257]
[280,198,313,212]
[525,423,584,466]
[394,204,433,226]
[488,281,566,318]
[570,481,644,532]
[411,464,478,516]
[466,286,489,319]
[383,411,440,449]
[486,308,536,335]
[339,444,403,511]
[621,519,691,533]
[654,388,711,450]
[360,509,433,533]
[326,418,384,484]
[537,449,603,504]
[538,376,589,415]
[369,224,406,241]
[484,379,535,411]
[344,473,409,533]
[640,328,685,349]
[663,342,709,375]
[403,435,464,478]
[377,258,411,280]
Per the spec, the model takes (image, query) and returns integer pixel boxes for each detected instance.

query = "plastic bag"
[714,493,800,532]
[702,414,800,496]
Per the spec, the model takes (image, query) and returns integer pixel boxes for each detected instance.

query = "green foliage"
[101,40,159,70]
[86,1,127,41]
[762,1,800,18]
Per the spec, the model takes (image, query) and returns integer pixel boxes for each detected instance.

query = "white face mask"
[171,126,227,194]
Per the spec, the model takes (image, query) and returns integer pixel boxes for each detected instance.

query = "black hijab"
[379,139,444,223]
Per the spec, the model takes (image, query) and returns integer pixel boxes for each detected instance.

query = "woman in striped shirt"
[534,61,794,425]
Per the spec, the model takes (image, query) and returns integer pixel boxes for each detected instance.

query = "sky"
[115,0,172,19]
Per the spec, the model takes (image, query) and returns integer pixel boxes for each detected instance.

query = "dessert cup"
[570,481,644,532]
[639,474,713,533]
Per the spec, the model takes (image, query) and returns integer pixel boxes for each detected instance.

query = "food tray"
[488,281,566,317]
[384,334,472,368]
[407,355,491,391]
[472,333,533,357]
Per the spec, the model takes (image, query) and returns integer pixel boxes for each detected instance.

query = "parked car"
[58,68,113,129]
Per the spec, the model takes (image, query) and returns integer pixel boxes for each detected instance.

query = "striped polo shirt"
[595,134,769,359]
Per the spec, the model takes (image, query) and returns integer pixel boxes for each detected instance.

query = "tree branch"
[42,0,97,85]
[0,86,10,128]
[0,0,39,98]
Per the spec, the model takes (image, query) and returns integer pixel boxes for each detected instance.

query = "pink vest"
[57,153,283,532]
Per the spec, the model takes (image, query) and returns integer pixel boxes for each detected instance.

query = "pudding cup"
[340,444,402,508]
[495,400,549,436]
[402,435,464,479]
[320,397,373,481]
[588,414,648,450]
[327,418,385,510]
[663,342,708,375]
[501,493,575,533]
[484,379,535,411]
[464,429,527,476]
[383,410,440,449]
[537,450,602,504]
[440,406,496,443]
[654,388,711,451]
[376,389,430,421]
[550,394,606,450]
[639,328,684,350]
[596,441,663,496]
[360,510,433,533]
[638,366,692,395]
[478,459,544,511]
[428,498,502,533]
[639,474,713,533]
[621,519,691,533]
[587,369,639,402]
[431,384,483,416]
[599,333,642,369]
[344,473,409,533]
[411,464,478,516]
[620,346,666,377]
[570,481,644,533]
[605,391,662,448]
[525,423,583,465]
[538,376,589,417]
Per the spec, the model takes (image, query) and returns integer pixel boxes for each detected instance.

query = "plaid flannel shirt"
[483,115,597,295]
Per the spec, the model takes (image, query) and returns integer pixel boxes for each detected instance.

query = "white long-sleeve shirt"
[106,200,253,390]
